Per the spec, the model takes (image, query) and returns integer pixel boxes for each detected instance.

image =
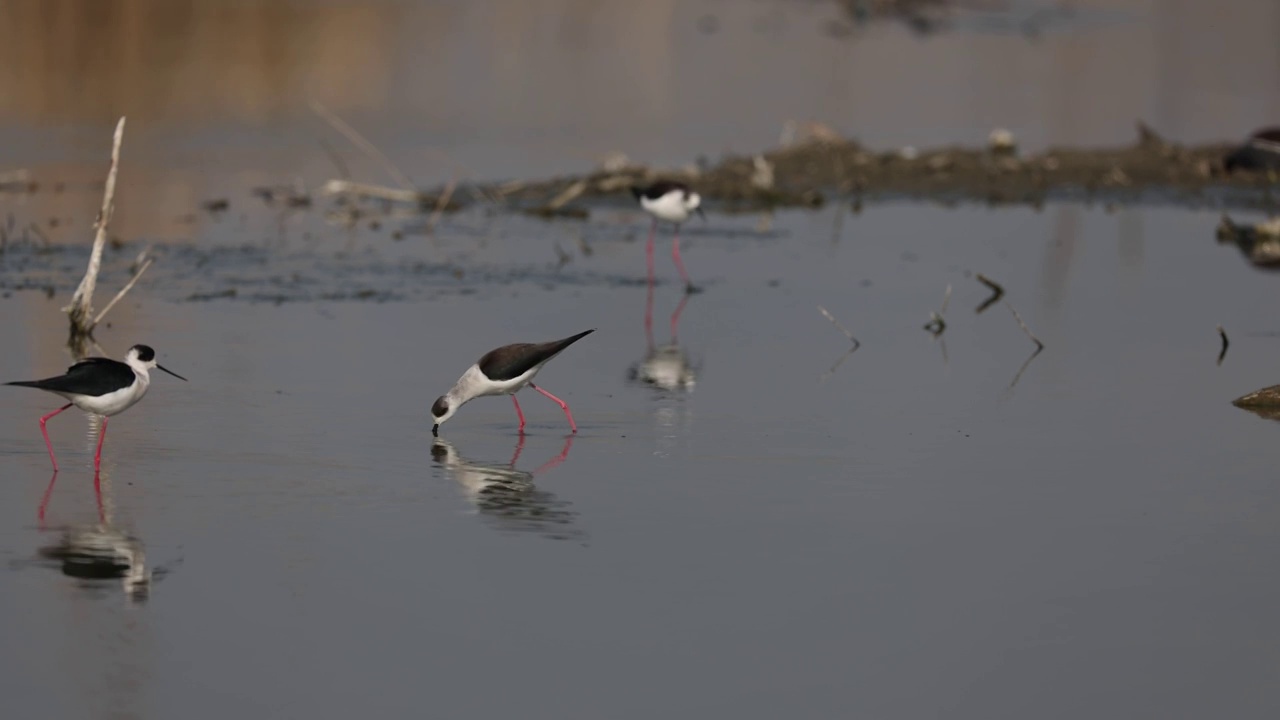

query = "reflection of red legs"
[93,417,108,473]
[38,471,58,525]
[508,432,527,467]
[39,403,72,471]
[671,224,692,291]
[93,471,104,524]
[645,218,657,286]
[532,435,575,476]
[530,383,577,433]
[670,292,690,343]
[644,280,656,351]
[512,395,526,433]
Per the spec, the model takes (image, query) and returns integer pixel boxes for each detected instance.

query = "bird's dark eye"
[432,397,449,417]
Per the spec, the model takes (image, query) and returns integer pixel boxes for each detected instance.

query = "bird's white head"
[125,344,188,382]
[432,395,457,436]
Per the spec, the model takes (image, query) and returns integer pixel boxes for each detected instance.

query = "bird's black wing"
[5,358,136,397]
[632,181,690,201]
[477,329,595,381]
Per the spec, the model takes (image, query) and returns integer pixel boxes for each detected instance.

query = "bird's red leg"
[646,218,657,286]
[512,395,526,433]
[530,383,577,433]
[38,404,72,471]
[671,224,692,291]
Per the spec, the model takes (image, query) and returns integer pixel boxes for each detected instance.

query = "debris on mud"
[378,122,1278,219]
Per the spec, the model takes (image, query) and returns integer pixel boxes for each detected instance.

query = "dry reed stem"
[65,117,125,344]
[309,100,412,190]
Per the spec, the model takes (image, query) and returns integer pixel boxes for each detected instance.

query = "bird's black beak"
[696,206,707,221]
[432,424,440,437]
[158,365,188,382]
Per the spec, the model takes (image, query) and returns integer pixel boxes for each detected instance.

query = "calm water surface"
[2,1,1280,718]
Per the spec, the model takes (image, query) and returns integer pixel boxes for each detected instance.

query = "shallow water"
[4,1,1280,718]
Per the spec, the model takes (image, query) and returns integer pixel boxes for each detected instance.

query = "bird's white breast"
[70,372,149,417]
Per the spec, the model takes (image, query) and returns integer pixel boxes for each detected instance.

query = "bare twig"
[317,137,351,180]
[1005,300,1044,350]
[924,284,951,336]
[1217,325,1229,366]
[426,177,458,235]
[64,117,125,349]
[309,99,412,190]
[321,179,428,205]
[817,305,861,349]
[91,258,153,330]
[975,273,1004,313]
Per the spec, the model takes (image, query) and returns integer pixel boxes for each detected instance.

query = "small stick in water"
[818,305,860,349]
[975,273,1004,314]
[1005,300,1044,351]
[1217,325,1229,366]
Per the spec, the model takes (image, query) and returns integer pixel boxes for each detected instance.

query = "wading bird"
[631,181,705,292]
[5,344,186,471]
[432,330,594,436]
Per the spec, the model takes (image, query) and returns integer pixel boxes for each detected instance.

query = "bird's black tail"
[5,380,48,389]
[554,329,596,353]
[629,186,644,201]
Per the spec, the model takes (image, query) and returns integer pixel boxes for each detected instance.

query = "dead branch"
[64,117,125,351]
[818,305,861,349]
[91,258,153,330]
[309,100,412,190]
[1217,325,1229,366]
[975,273,1004,313]
[1005,300,1044,350]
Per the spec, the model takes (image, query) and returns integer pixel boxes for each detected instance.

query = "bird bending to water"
[5,344,186,471]
[432,330,594,436]
[631,181,705,292]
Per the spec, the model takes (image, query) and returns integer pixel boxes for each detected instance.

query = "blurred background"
[4,2,1280,719]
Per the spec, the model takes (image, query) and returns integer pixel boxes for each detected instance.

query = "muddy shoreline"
[323,125,1274,219]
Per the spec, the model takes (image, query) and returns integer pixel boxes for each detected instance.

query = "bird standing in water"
[5,344,187,471]
[631,181,705,293]
[432,330,595,436]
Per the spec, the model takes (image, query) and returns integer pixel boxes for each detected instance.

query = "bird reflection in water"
[630,282,697,391]
[34,465,169,603]
[431,435,583,541]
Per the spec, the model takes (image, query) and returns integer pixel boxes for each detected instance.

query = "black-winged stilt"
[631,181,705,292]
[1223,128,1280,173]
[432,330,594,436]
[5,344,187,471]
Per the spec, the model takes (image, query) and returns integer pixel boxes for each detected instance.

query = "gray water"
[3,2,1280,718]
